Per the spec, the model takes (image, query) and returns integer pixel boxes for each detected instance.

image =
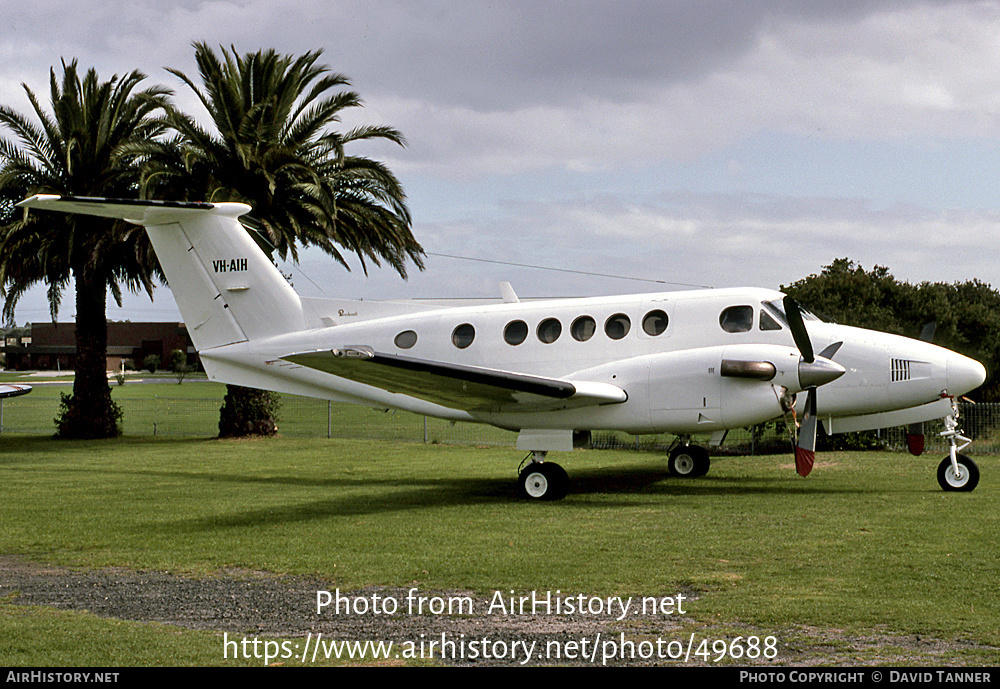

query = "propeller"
[783,295,814,364]
[782,296,844,477]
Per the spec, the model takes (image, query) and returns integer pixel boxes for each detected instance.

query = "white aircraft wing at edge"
[283,347,627,413]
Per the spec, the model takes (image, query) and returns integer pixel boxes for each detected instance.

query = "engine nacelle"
[645,344,803,434]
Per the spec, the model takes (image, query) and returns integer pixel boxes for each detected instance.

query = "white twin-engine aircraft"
[19,195,988,499]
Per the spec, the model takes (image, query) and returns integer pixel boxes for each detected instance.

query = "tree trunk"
[55,270,121,438]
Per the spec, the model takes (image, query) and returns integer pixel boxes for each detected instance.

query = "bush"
[54,392,122,439]
[142,354,160,374]
[218,385,281,437]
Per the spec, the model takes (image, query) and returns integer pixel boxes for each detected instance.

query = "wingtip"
[16,194,61,208]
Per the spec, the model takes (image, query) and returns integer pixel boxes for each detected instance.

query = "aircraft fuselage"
[221,285,985,438]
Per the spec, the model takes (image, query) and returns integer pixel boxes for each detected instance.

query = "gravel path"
[1,555,692,666]
[4,555,992,666]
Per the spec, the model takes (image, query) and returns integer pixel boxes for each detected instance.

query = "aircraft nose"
[947,352,987,396]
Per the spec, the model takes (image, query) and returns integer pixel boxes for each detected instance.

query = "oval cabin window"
[642,310,668,336]
[452,323,476,349]
[571,316,596,342]
[504,320,528,345]
[605,313,631,340]
[394,330,417,349]
[537,318,562,344]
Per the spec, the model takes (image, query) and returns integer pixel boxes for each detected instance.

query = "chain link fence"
[1,393,997,456]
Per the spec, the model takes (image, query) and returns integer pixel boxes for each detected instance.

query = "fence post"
[327,400,332,439]
[423,416,428,444]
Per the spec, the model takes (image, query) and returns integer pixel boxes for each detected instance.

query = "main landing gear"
[517,451,569,501]
[516,443,712,500]
[667,444,711,478]
[937,400,979,492]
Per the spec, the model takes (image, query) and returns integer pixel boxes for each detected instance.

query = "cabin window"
[571,316,596,342]
[642,309,668,336]
[452,323,475,349]
[504,320,528,345]
[720,305,753,333]
[394,330,417,349]
[605,313,631,340]
[537,318,562,344]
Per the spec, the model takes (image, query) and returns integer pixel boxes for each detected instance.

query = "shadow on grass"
[0,435,219,459]
[0,435,899,534]
[148,461,876,534]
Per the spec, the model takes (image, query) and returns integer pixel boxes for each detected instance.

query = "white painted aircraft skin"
[16,195,986,453]
[245,288,984,435]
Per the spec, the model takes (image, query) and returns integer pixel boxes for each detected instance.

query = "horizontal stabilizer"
[0,384,31,399]
[282,348,627,413]
[17,195,304,353]
[18,195,232,223]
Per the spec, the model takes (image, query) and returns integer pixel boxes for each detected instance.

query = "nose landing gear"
[937,398,979,492]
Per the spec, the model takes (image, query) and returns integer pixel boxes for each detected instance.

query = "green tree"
[135,43,424,436]
[0,60,169,437]
[782,258,1000,400]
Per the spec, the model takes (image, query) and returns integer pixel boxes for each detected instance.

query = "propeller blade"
[817,341,842,360]
[795,388,819,477]
[783,296,814,363]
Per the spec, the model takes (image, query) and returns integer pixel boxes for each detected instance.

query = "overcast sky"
[4,0,1000,324]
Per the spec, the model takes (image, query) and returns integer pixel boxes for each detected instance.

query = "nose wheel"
[938,454,979,492]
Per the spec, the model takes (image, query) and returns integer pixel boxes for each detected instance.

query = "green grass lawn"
[0,378,518,445]
[1,434,998,665]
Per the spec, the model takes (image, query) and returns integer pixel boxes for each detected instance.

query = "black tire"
[518,462,569,500]
[937,454,979,492]
[668,446,710,478]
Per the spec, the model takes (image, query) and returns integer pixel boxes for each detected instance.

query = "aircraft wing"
[281,347,627,412]
[0,384,31,399]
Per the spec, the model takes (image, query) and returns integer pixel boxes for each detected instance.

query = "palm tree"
[137,43,424,436]
[0,60,170,438]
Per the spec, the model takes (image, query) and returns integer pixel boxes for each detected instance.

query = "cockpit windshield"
[763,299,822,325]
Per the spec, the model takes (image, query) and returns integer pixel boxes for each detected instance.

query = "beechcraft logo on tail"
[213,258,248,273]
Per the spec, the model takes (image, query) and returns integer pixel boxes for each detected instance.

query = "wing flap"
[281,348,626,412]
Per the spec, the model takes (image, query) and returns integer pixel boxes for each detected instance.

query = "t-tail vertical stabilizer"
[16,195,305,352]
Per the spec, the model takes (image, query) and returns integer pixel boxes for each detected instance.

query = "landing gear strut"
[937,398,979,492]
[517,451,569,500]
[668,444,710,478]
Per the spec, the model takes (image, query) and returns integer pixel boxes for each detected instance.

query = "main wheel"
[668,445,710,478]
[937,454,979,492]
[518,462,569,500]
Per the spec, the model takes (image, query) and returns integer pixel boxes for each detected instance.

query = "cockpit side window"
[720,305,754,333]
[759,309,783,331]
